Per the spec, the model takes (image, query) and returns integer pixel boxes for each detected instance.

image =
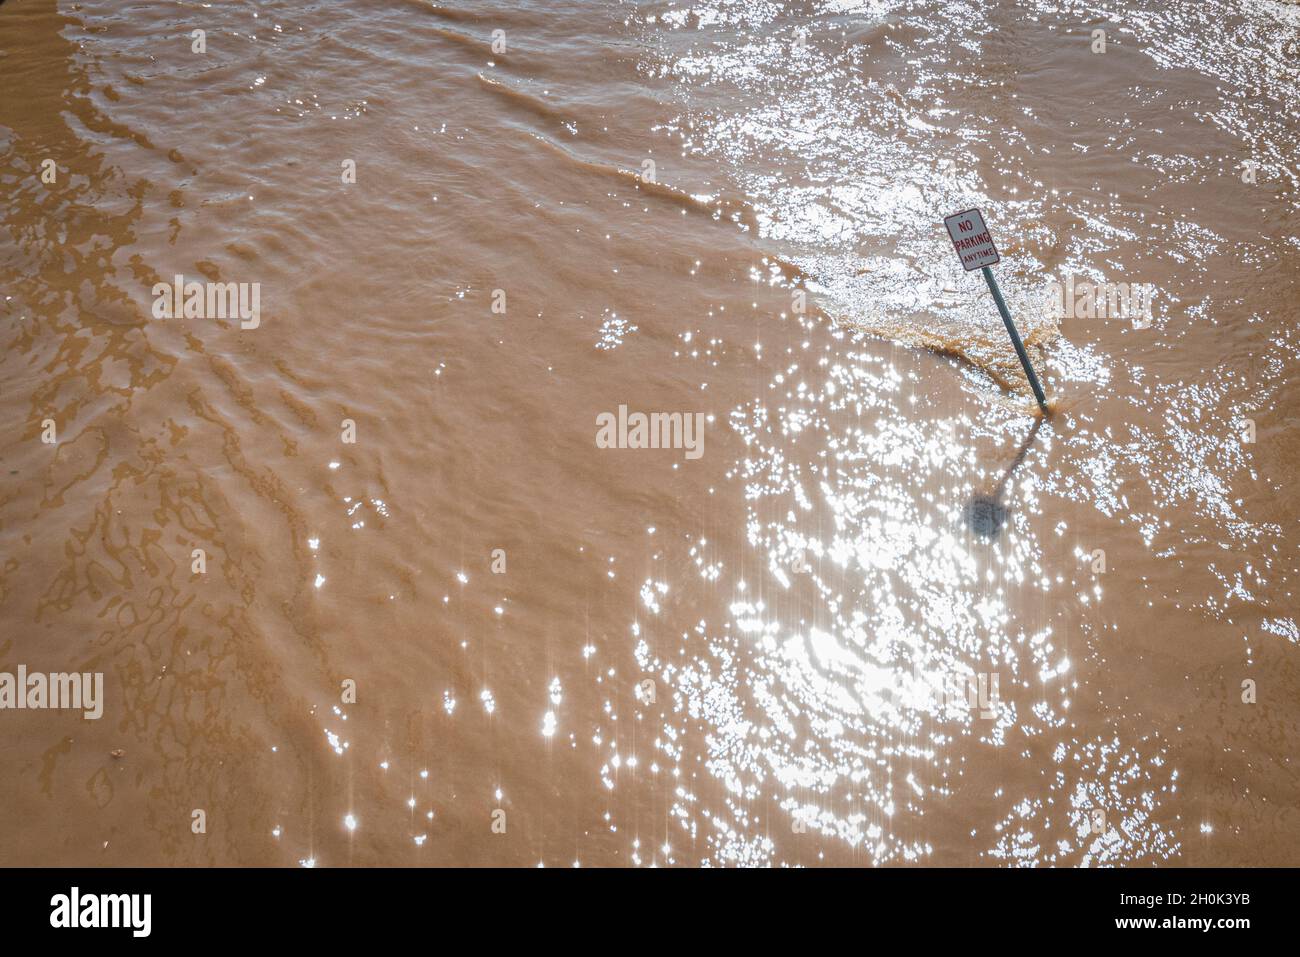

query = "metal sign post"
[943,208,1050,415]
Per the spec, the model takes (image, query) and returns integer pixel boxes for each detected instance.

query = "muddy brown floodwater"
[1,0,1297,867]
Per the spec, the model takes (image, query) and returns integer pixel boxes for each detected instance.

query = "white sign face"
[944,208,1000,271]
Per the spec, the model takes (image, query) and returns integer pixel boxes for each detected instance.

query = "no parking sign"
[943,208,1000,271]
[941,207,1048,414]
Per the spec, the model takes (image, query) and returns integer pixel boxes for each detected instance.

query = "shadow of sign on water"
[964,417,1044,540]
